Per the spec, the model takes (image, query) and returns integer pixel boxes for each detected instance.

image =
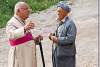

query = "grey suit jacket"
[55,17,77,57]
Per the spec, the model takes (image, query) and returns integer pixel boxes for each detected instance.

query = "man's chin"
[24,16,28,20]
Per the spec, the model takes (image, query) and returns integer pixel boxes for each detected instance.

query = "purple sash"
[9,32,33,46]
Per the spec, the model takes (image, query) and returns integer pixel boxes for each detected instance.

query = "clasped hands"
[48,33,58,43]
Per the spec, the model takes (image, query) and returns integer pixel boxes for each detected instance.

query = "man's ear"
[17,9,20,12]
[65,12,69,16]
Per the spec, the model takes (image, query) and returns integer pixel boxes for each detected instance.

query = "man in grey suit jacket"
[49,2,77,67]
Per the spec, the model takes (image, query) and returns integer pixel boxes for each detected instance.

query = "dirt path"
[0,0,98,67]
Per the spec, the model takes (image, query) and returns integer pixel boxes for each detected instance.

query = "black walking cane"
[38,41,46,67]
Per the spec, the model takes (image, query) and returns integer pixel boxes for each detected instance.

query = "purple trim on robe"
[9,32,33,46]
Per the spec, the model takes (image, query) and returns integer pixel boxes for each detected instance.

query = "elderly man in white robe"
[6,2,43,67]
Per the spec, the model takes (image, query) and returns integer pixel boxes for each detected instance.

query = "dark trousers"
[52,46,76,67]
[52,52,76,67]
[56,56,76,67]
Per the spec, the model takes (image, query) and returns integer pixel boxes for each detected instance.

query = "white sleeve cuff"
[12,27,25,39]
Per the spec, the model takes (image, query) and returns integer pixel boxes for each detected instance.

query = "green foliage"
[0,0,18,28]
[27,0,62,12]
[0,0,64,28]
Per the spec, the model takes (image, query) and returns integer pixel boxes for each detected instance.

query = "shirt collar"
[14,14,25,23]
[61,16,69,24]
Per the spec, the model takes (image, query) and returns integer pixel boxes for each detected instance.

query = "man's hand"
[24,22,35,32]
[48,33,55,40]
[51,36,58,43]
[48,33,58,43]
[34,35,43,42]
[48,33,53,40]
[38,35,43,40]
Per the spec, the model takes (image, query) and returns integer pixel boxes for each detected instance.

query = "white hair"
[14,2,27,14]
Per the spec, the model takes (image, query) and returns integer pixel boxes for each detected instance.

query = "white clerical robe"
[6,15,37,67]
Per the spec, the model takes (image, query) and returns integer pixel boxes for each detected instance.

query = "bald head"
[14,2,31,20]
